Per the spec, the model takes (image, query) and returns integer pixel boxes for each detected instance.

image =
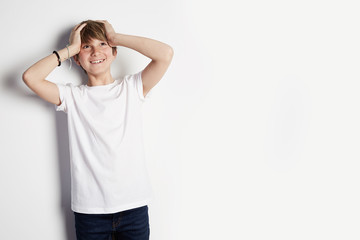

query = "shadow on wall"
[4,73,76,239]
[3,26,80,240]
[4,66,76,239]
[54,26,80,240]
[55,110,75,240]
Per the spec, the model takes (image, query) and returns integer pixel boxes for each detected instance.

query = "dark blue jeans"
[74,205,150,240]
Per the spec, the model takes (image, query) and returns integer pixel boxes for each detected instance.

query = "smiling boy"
[23,20,173,240]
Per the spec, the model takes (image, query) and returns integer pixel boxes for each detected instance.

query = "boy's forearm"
[23,46,77,84]
[109,33,173,62]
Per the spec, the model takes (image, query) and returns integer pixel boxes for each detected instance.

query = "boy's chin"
[84,66,110,74]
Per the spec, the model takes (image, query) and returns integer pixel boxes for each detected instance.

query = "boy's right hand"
[69,23,87,55]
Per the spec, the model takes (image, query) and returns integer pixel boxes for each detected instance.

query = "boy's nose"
[91,47,101,55]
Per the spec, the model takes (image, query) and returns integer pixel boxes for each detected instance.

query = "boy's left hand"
[97,20,116,47]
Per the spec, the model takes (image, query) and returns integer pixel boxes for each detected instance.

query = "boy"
[23,20,173,240]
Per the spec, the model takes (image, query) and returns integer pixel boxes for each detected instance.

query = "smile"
[90,59,105,64]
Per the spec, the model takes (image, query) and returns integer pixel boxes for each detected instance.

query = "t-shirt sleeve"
[132,71,153,102]
[55,83,69,113]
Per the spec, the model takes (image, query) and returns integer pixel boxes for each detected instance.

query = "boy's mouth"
[90,59,105,64]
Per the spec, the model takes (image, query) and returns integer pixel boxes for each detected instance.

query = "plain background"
[1,0,360,239]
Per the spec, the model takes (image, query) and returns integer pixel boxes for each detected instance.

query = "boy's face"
[75,38,117,76]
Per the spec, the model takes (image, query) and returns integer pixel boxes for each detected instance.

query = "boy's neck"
[86,72,115,87]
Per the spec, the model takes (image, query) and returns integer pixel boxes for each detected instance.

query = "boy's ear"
[73,54,81,66]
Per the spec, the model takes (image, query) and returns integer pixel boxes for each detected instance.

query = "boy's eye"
[82,45,90,49]
[100,42,107,46]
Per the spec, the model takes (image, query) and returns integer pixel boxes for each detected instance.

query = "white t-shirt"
[55,71,152,214]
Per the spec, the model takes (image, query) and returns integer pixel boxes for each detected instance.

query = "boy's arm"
[100,20,174,97]
[22,24,86,105]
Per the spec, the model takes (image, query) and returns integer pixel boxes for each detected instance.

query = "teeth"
[90,59,104,64]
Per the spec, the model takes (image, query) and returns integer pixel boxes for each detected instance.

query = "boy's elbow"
[22,69,36,87]
[165,46,174,63]
[22,70,30,84]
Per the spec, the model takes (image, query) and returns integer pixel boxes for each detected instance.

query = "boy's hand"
[69,23,87,55]
[97,20,116,47]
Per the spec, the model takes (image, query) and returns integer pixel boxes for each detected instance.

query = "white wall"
[1,0,360,239]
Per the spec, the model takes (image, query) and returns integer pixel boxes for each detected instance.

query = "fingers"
[70,23,86,41]
[69,23,87,52]
[96,20,112,28]
[74,22,87,32]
